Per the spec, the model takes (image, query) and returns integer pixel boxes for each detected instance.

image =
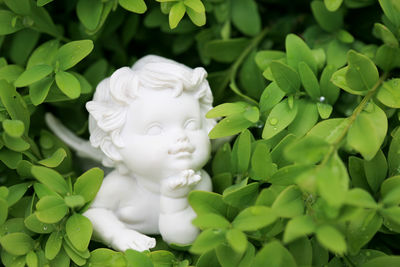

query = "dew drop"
[319,96,325,102]
[43,226,47,231]
[212,229,221,234]
[269,118,278,126]
[273,127,277,131]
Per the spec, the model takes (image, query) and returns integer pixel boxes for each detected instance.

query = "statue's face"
[117,90,211,179]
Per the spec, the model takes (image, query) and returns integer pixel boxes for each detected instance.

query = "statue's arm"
[158,169,211,245]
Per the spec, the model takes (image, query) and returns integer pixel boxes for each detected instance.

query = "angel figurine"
[46,55,216,252]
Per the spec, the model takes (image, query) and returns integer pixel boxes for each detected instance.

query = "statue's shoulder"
[98,170,136,197]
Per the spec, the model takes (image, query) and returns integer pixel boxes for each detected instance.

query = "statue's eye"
[146,124,162,135]
[184,119,198,130]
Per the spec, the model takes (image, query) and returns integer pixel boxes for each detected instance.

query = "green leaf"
[63,240,87,266]
[259,82,286,114]
[316,225,347,255]
[206,102,248,118]
[288,99,319,137]
[286,34,317,74]
[0,10,24,35]
[31,165,69,195]
[0,80,30,133]
[45,231,63,260]
[311,1,343,32]
[287,237,313,267]
[205,38,250,63]
[298,62,320,99]
[38,148,67,168]
[375,45,400,72]
[316,102,333,119]
[6,182,29,207]
[56,40,94,71]
[317,153,349,207]
[3,119,24,138]
[363,150,387,193]
[223,182,259,209]
[255,50,286,70]
[186,7,205,27]
[189,191,228,216]
[231,0,261,36]
[190,228,226,254]
[373,23,399,48]
[55,71,81,99]
[35,196,68,223]
[26,251,38,267]
[0,149,22,169]
[64,195,85,209]
[251,143,276,180]
[77,0,103,31]
[119,0,147,13]
[347,210,382,255]
[0,198,7,226]
[192,213,230,230]
[377,79,400,108]
[0,233,34,256]
[74,167,104,203]
[381,176,400,206]
[272,185,304,218]
[347,103,387,160]
[37,0,54,6]
[232,206,277,231]
[270,61,301,94]
[263,99,298,140]
[285,135,330,165]
[0,65,24,83]
[3,132,30,152]
[253,240,297,267]
[361,256,400,267]
[226,229,247,254]
[183,0,204,13]
[66,214,93,251]
[4,0,30,15]
[327,40,348,69]
[345,188,377,208]
[125,249,153,267]
[14,64,53,88]
[24,213,55,234]
[269,164,313,186]
[209,113,252,139]
[284,215,316,243]
[331,67,364,95]
[346,50,379,92]
[27,40,60,69]
[324,0,343,11]
[388,130,400,176]
[379,0,400,27]
[169,2,186,29]
[320,65,340,104]
[236,130,251,174]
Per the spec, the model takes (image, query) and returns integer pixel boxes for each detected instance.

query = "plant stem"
[319,73,388,166]
[226,27,269,105]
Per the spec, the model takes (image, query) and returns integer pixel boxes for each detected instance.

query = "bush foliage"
[0,0,399,266]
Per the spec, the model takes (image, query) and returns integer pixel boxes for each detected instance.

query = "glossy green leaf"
[324,0,343,11]
[311,1,343,32]
[55,71,81,99]
[38,148,67,168]
[361,256,400,267]
[24,213,55,234]
[4,0,30,15]
[231,0,261,36]
[209,113,252,139]
[45,231,63,260]
[189,191,228,216]
[56,40,94,71]
[345,188,376,208]
[0,232,34,256]
[3,119,24,138]
[169,2,186,29]
[286,34,317,74]
[346,50,379,92]
[377,79,400,108]
[66,214,93,251]
[379,0,400,27]
[73,167,104,203]
[27,40,60,69]
[251,143,276,180]
[259,82,286,114]
[35,196,68,223]
[226,228,247,254]
[381,176,400,206]
[0,198,7,226]
[77,0,103,31]
[31,165,69,195]
[284,215,316,243]
[186,7,205,27]
[0,10,24,35]
[255,51,286,71]
[125,249,153,267]
[373,23,398,48]
[263,99,298,140]
[272,185,304,218]
[316,225,347,255]
[298,61,320,99]
[192,213,230,230]
[232,206,277,231]
[253,240,297,267]
[347,103,387,160]
[270,61,300,94]
[205,38,249,63]
[14,64,53,88]
[223,181,259,209]
[190,228,226,254]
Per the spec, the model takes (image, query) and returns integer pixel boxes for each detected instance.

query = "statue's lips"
[168,144,195,158]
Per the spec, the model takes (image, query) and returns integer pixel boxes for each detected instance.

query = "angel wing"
[45,113,105,163]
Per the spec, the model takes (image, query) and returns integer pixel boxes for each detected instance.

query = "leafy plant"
[0,0,399,266]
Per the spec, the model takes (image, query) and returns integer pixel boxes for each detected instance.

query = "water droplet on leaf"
[269,118,278,125]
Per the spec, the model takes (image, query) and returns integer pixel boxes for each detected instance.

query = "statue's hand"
[110,229,156,252]
[161,169,201,198]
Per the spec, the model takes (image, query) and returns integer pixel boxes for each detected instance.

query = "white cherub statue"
[46,55,216,252]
